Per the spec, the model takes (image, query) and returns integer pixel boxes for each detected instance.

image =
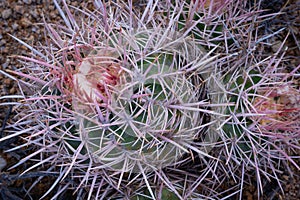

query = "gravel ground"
[0,0,299,199]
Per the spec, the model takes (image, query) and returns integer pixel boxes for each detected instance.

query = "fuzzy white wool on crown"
[79,60,92,75]
[73,72,99,102]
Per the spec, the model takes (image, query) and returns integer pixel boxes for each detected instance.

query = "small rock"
[23,0,32,4]
[0,39,6,46]
[2,62,8,70]
[31,26,37,32]
[2,47,9,54]
[27,35,35,42]
[4,78,12,85]
[20,17,32,27]
[282,175,290,181]
[15,5,25,14]
[12,23,19,31]
[10,87,17,94]
[30,9,38,19]
[2,9,12,19]
[49,5,55,11]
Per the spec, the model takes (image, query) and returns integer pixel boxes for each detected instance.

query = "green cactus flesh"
[72,30,206,172]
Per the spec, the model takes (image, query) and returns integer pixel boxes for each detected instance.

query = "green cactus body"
[72,29,208,172]
[131,188,180,200]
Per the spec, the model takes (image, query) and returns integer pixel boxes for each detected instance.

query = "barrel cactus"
[72,28,210,172]
[179,0,300,197]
